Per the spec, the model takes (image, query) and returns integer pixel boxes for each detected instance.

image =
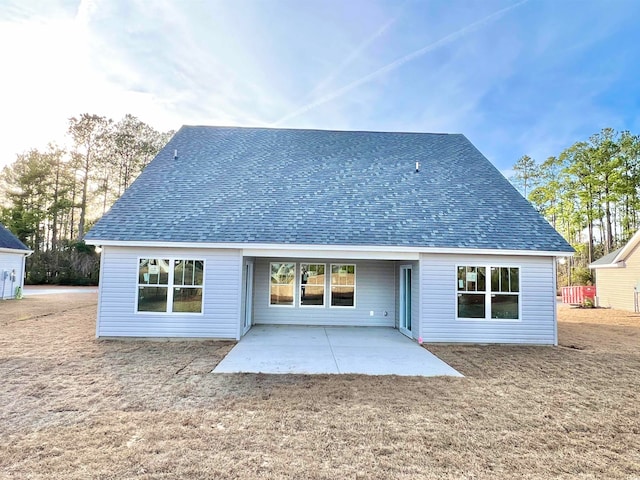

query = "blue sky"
[1,0,639,175]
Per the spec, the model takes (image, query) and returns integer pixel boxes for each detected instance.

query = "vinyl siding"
[420,254,556,344]
[253,258,395,326]
[97,246,242,338]
[594,242,640,311]
[0,252,25,299]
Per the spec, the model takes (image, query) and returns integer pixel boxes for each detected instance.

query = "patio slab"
[212,325,462,377]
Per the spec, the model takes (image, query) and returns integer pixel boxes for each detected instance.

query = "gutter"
[589,261,626,270]
[0,247,33,256]
[84,239,575,258]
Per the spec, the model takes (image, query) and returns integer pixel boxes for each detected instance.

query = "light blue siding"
[253,258,395,326]
[0,251,25,300]
[96,247,557,344]
[96,246,242,338]
[419,254,556,344]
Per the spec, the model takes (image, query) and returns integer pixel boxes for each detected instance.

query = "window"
[457,266,486,318]
[137,258,204,313]
[138,258,170,312]
[270,263,295,306]
[457,265,520,320]
[491,267,519,319]
[300,264,325,306]
[173,260,204,313]
[330,264,355,307]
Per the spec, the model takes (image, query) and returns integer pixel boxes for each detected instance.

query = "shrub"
[572,267,593,286]
[25,241,99,286]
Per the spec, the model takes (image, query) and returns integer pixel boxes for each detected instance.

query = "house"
[589,230,640,311]
[0,223,31,299]
[85,126,573,344]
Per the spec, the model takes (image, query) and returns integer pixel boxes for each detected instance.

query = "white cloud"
[308,11,401,98]
[0,0,289,168]
[0,0,638,176]
[0,14,86,165]
[272,0,529,126]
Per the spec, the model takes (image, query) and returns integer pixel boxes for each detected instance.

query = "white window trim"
[299,263,326,308]
[455,264,521,322]
[329,263,357,309]
[269,262,296,308]
[135,257,205,315]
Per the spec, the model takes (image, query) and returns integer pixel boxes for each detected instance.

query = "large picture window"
[137,258,204,313]
[457,265,520,320]
[270,263,295,306]
[330,264,356,307]
[300,264,325,306]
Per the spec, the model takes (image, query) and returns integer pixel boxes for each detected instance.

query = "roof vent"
[174,149,178,160]
[415,161,420,173]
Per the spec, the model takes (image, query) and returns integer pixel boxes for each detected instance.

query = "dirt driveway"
[1,294,639,479]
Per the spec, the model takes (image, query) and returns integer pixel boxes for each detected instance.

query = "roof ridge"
[180,125,461,136]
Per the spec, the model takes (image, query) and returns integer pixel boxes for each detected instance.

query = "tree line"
[0,114,172,285]
[510,127,640,285]
[4,118,635,287]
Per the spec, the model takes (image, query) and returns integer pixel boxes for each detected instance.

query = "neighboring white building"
[0,223,31,300]
[86,126,574,344]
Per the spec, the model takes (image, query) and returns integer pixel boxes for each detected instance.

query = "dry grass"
[1,293,96,323]
[1,295,639,479]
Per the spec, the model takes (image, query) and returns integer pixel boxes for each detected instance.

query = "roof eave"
[589,261,626,269]
[611,230,640,264]
[0,247,32,255]
[85,239,574,257]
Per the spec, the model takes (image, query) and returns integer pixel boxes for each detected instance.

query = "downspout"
[20,251,32,299]
[418,255,424,343]
[96,246,106,338]
[236,255,244,341]
[553,257,558,346]
[22,254,27,293]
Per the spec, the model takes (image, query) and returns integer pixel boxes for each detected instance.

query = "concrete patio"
[212,325,462,377]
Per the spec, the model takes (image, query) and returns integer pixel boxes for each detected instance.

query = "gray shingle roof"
[590,247,623,267]
[0,223,29,251]
[86,126,573,252]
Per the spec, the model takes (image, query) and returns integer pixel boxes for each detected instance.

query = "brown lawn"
[0,294,639,479]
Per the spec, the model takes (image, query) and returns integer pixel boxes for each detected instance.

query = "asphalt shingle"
[86,126,573,252]
[0,223,29,251]
[590,247,623,266]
